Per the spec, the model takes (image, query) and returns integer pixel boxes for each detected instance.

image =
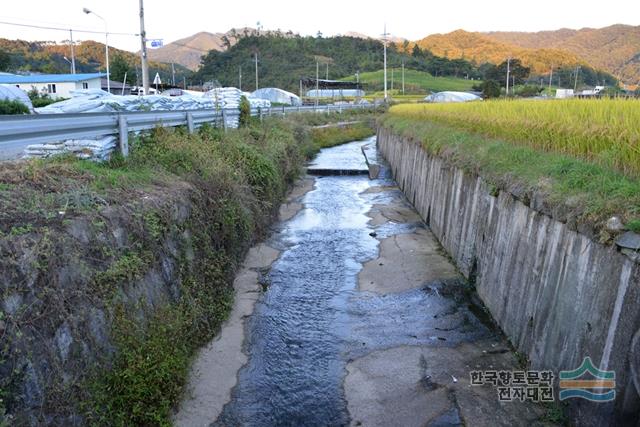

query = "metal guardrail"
[0,103,372,160]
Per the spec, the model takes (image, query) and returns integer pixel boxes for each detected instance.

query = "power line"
[0,20,138,37]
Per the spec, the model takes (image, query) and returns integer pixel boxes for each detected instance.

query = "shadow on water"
[213,138,494,427]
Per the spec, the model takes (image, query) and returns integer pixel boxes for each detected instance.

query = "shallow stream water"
[214,137,490,426]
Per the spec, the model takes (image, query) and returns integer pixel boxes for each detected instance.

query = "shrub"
[239,95,251,127]
[480,80,501,98]
[0,99,29,115]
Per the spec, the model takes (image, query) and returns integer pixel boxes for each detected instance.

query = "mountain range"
[150,24,640,84]
[147,28,297,70]
[483,24,640,84]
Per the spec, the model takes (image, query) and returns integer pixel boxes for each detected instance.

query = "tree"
[481,80,501,98]
[485,58,530,87]
[0,49,10,72]
[411,45,423,58]
[110,54,136,85]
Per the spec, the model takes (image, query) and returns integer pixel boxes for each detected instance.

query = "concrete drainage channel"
[174,137,557,426]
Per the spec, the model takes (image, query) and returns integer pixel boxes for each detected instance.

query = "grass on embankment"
[382,104,640,234]
[0,112,376,426]
[311,122,375,149]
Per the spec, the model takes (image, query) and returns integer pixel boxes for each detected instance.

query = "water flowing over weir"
[190,137,555,427]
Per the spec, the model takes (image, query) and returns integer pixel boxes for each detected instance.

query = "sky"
[0,0,639,52]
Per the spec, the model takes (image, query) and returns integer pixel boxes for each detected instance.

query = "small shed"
[300,78,364,101]
[101,78,132,96]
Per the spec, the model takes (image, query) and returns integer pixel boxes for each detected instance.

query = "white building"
[555,89,575,99]
[306,89,365,98]
[0,73,105,100]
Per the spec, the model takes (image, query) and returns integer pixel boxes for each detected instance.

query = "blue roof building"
[0,73,106,99]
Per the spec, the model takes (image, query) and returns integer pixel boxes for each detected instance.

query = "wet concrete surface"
[179,138,556,427]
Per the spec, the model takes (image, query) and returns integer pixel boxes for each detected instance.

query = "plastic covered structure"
[251,88,301,106]
[0,84,33,112]
[424,91,482,103]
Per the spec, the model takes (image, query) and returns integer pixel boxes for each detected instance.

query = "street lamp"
[83,7,110,93]
[63,56,73,74]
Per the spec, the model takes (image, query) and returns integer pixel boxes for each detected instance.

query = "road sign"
[149,39,164,49]
[153,73,162,85]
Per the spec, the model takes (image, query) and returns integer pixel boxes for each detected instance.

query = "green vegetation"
[239,95,251,127]
[0,99,29,115]
[196,34,482,93]
[77,122,307,425]
[311,122,375,148]
[382,106,640,229]
[390,100,640,177]
[109,54,137,86]
[27,88,60,108]
[342,68,477,94]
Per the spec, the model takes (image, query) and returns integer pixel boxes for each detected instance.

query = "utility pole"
[548,65,553,95]
[69,29,76,74]
[402,60,405,95]
[573,66,580,92]
[171,62,176,86]
[139,0,150,95]
[315,60,319,107]
[255,52,259,91]
[382,24,389,101]
[505,57,511,96]
[391,68,394,91]
[239,66,242,91]
[326,63,329,80]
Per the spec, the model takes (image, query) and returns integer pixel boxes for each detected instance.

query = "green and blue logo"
[559,357,616,402]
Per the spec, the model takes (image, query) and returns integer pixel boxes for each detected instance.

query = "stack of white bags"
[23,136,117,162]
[35,89,218,114]
[203,87,243,128]
[24,87,272,161]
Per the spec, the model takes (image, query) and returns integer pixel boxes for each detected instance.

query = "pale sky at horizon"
[1,0,639,52]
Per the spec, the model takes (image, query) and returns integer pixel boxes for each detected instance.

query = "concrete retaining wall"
[377,127,640,426]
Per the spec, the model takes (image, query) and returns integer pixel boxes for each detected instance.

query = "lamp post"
[83,7,110,93]
[63,56,73,74]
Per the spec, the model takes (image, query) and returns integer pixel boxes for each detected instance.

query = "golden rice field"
[389,99,640,177]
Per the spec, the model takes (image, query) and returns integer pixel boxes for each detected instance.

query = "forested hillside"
[0,39,192,86]
[413,30,582,74]
[195,35,482,93]
[484,24,640,85]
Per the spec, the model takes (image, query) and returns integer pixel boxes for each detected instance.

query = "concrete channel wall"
[377,127,640,426]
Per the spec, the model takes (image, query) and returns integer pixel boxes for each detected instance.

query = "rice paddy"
[389,99,640,177]
[381,99,640,229]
